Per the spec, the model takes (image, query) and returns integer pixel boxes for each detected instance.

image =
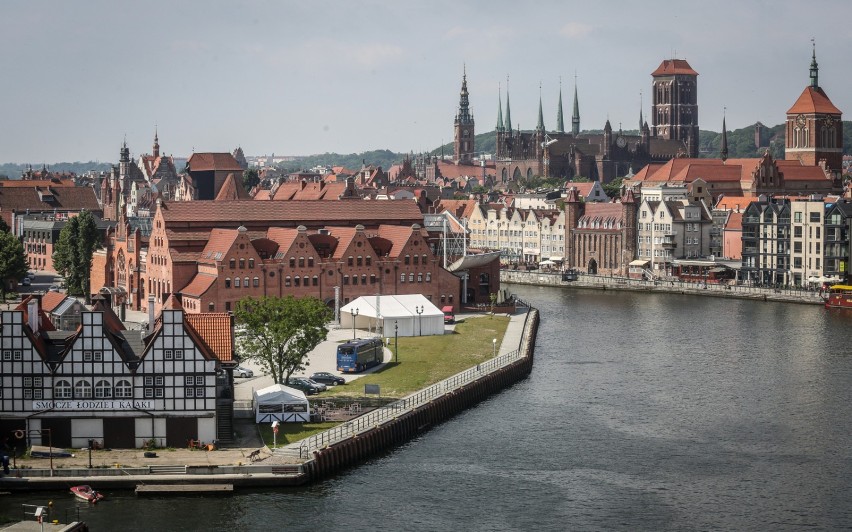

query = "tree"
[52,210,101,298]
[0,230,28,301]
[233,295,332,384]
[242,168,260,191]
[0,217,10,233]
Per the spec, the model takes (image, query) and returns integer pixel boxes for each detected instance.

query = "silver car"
[234,366,254,378]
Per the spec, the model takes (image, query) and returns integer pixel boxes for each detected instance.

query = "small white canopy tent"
[254,384,310,423]
[341,294,444,337]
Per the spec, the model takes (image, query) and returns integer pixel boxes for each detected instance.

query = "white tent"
[254,384,310,423]
[341,294,445,337]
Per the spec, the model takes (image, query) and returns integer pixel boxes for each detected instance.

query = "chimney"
[148,295,155,331]
[27,298,39,333]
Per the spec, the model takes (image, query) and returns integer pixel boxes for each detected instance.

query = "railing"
[289,306,532,458]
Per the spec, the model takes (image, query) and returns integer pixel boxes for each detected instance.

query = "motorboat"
[70,485,104,503]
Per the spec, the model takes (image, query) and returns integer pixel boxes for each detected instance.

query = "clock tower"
[454,68,475,164]
[785,45,842,170]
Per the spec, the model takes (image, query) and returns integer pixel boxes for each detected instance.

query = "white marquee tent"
[254,384,310,423]
[341,294,444,337]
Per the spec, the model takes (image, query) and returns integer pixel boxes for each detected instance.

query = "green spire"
[505,77,512,132]
[496,85,504,131]
[556,81,565,133]
[571,75,580,136]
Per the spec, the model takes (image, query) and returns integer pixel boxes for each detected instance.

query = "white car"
[234,366,254,378]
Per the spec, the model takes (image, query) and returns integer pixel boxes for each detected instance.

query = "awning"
[629,259,649,266]
[549,256,564,262]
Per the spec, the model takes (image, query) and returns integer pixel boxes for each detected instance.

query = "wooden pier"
[135,484,233,495]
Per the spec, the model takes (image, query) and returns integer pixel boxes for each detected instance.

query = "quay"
[0,306,539,491]
[135,484,233,495]
[502,269,825,305]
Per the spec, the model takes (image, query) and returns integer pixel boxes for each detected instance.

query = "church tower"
[651,59,699,157]
[571,79,580,136]
[454,67,475,164]
[153,129,160,158]
[785,44,842,170]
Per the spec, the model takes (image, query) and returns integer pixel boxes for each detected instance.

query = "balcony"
[660,238,677,249]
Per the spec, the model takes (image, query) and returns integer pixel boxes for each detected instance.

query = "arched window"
[248,258,255,268]
[290,257,296,267]
[299,257,305,268]
[312,276,318,286]
[225,278,231,288]
[229,258,236,269]
[95,380,112,399]
[239,258,245,269]
[244,277,250,288]
[405,255,410,265]
[75,379,92,399]
[352,275,358,286]
[253,276,260,287]
[304,276,310,286]
[54,380,72,399]
[234,277,241,288]
[294,276,301,287]
[361,274,367,285]
[308,257,315,267]
[409,273,415,282]
[285,275,291,286]
[115,380,132,398]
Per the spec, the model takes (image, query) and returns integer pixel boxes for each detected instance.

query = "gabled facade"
[0,300,235,449]
[741,200,791,285]
[565,188,638,275]
[823,201,852,281]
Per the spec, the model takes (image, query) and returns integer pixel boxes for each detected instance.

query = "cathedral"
[494,59,698,184]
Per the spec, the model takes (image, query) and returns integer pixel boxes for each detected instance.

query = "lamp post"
[352,307,359,340]
[492,338,497,358]
[415,305,423,336]
[394,320,399,363]
[88,439,93,469]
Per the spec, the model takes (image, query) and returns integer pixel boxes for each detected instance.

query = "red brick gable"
[187,152,243,172]
[181,273,217,297]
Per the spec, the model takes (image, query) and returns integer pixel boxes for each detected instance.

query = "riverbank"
[0,307,538,491]
[502,270,825,305]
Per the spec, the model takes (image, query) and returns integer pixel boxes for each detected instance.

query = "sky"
[2,0,852,164]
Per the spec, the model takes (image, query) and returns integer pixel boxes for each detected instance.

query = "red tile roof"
[180,273,217,297]
[184,313,234,362]
[159,200,423,224]
[725,212,743,231]
[786,86,842,115]
[0,186,101,213]
[200,229,239,262]
[40,291,67,313]
[187,152,243,172]
[215,173,251,201]
[651,59,698,76]
[715,195,757,211]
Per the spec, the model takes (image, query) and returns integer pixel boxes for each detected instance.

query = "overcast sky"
[2,0,851,164]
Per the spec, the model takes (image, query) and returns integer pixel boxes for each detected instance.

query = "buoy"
[14,430,24,439]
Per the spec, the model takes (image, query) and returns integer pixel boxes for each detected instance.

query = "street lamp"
[492,338,497,358]
[394,320,399,363]
[352,307,359,340]
[415,305,423,336]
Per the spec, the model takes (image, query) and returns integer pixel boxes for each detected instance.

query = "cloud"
[344,43,404,68]
[559,22,593,39]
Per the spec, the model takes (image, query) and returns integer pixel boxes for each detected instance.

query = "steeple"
[496,85,504,131]
[504,76,512,132]
[571,75,580,136]
[720,110,728,162]
[556,79,565,133]
[809,40,819,89]
[536,86,545,131]
[153,128,160,158]
[639,90,644,131]
[456,65,473,125]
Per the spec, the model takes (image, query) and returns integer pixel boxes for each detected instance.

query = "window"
[418,273,423,282]
[409,273,415,282]
[225,278,231,288]
[405,255,410,265]
[155,388,164,398]
[400,273,406,283]
[343,275,349,285]
[75,380,92,398]
[55,380,72,399]
[155,376,164,386]
[115,380,132,398]
[413,255,419,266]
[313,276,318,286]
[285,276,291,286]
[144,388,153,398]
[83,350,92,361]
[185,376,194,386]
[2,351,9,361]
[299,257,305,268]
[230,258,236,269]
[370,274,376,284]
[175,349,184,360]
[93,350,103,361]
[249,258,255,268]
[365,256,372,266]
[357,256,363,266]
[195,376,204,386]
[95,380,112,398]
[244,277,250,287]
[144,376,154,386]
[253,276,260,287]
[165,349,173,360]
[295,276,301,287]
[794,212,803,223]
[239,258,245,269]
[195,388,204,398]
[426,272,431,282]
[235,277,241,288]
[810,212,821,223]
[186,387,195,398]
[305,276,310,286]
[290,257,296,267]
[794,227,803,238]
[361,274,367,285]
[794,242,802,253]
[348,256,354,266]
[308,257,314,267]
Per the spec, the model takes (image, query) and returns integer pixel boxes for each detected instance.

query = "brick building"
[564,187,638,275]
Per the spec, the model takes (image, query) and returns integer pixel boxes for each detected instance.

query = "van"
[442,306,455,324]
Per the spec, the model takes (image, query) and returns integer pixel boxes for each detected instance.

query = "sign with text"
[31,400,154,411]
[364,384,380,395]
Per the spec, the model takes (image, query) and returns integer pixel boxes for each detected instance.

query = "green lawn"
[325,315,509,398]
[257,315,510,448]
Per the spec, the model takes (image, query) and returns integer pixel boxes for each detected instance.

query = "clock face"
[796,114,806,126]
[616,136,627,148]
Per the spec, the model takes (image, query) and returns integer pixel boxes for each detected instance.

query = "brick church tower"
[651,59,699,157]
[785,45,843,171]
[454,67,475,164]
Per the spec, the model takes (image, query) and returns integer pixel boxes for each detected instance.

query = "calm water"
[5,285,852,531]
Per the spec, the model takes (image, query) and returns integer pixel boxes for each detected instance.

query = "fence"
[287,306,533,458]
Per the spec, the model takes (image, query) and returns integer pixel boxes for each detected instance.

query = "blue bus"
[337,338,384,373]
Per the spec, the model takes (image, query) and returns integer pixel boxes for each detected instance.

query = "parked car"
[21,278,31,286]
[303,378,327,391]
[234,366,254,378]
[310,372,346,386]
[48,285,60,292]
[283,377,322,395]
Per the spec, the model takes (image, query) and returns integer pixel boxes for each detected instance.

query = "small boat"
[824,284,852,309]
[70,485,104,503]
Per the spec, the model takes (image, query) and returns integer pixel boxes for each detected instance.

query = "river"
[4,284,851,531]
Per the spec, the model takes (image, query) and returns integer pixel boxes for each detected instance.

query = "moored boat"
[824,284,852,309]
[70,485,104,503]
